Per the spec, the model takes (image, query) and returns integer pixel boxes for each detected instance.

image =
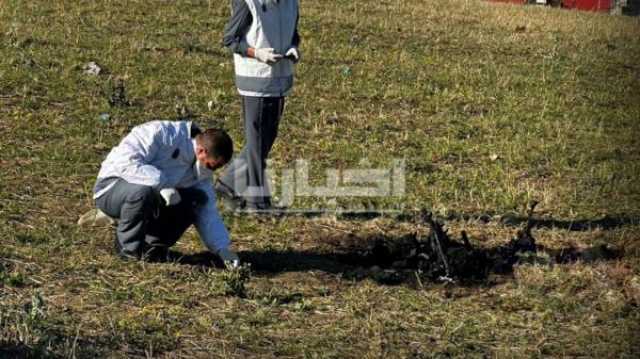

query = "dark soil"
[332,207,621,285]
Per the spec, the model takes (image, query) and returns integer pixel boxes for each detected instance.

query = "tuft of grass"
[218,264,252,298]
[208,263,251,298]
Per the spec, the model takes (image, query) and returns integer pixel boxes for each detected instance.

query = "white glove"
[159,188,181,206]
[285,47,300,63]
[254,48,283,65]
[217,248,240,269]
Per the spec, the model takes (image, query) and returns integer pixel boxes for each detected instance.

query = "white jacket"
[94,120,230,252]
[233,0,298,97]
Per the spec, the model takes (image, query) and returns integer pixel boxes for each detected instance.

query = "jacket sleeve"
[291,12,300,48]
[113,124,166,188]
[222,0,252,56]
[192,180,231,253]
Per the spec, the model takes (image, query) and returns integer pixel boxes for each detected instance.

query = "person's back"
[95,121,197,196]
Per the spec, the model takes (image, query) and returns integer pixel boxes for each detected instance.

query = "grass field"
[1,0,640,357]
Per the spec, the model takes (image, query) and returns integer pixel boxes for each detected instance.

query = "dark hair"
[197,129,233,163]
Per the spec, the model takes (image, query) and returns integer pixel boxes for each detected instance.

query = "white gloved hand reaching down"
[217,248,240,269]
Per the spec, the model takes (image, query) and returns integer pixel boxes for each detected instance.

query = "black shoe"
[114,236,141,261]
[214,180,246,213]
[142,246,170,263]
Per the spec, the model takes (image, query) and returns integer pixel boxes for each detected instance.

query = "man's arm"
[291,12,300,48]
[222,0,252,57]
[192,180,231,253]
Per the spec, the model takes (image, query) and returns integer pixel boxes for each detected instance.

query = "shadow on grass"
[0,324,180,358]
[174,234,622,287]
[0,334,116,358]
[0,343,47,359]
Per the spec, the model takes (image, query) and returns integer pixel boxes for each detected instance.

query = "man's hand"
[253,48,283,64]
[217,248,240,269]
[284,47,300,63]
[159,188,181,206]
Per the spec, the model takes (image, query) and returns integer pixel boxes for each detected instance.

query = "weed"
[219,263,252,298]
[0,271,26,287]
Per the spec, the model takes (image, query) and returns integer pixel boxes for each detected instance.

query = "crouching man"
[93,120,239,267]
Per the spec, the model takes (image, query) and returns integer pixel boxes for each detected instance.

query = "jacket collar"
[189,139,198,166]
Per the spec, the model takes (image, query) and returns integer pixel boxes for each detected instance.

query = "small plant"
[108,78,131,107]
[3,272,26,287]
[6,291,48,346]
[26,292,46,323]
[220,264,251,298]
[0,263,26,288]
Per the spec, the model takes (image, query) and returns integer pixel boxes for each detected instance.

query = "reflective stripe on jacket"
[233,0,298,97]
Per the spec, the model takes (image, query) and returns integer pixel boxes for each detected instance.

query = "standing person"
[93,120,240,267]
[216,0,301,213]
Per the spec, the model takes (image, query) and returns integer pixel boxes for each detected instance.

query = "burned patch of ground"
[343,208,621,283]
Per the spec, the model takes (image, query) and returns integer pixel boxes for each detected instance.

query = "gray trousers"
[95,179,203,255]
[218,96,284,209]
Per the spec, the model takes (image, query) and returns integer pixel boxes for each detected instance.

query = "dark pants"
[218,96,284,209]
[95,179,199,256]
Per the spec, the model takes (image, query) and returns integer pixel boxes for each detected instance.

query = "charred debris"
[342,203,620,285]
